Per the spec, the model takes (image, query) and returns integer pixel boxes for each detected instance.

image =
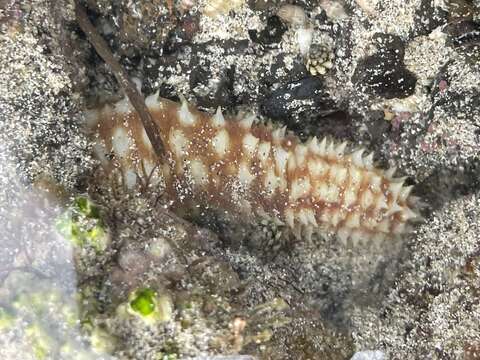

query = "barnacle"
[277,4,308,27]
[306,45,335,76]
[86,94,419,246]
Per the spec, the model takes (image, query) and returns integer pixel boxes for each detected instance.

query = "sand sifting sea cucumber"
[86,93,419,245]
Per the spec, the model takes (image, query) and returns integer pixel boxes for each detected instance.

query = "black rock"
[411,0,448,37]
[189,58,235,109]
[249,15,287,46]
[260,77,337,128]
[352,33,417,99]
[446,20,480,48]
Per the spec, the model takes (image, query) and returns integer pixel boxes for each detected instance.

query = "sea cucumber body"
[87,94,417,244]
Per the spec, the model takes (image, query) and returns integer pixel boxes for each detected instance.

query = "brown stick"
[74,1,165,158]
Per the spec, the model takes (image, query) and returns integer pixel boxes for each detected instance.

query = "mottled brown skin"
[88,95,418,244]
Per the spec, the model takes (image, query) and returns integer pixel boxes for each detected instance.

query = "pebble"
[352,33,417,99]
[260,76,337,127]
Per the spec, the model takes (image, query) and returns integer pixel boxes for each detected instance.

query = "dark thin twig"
[74,1,165,158]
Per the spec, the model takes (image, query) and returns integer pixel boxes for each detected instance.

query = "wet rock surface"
[352,33,417,99]
[260,76,337,129]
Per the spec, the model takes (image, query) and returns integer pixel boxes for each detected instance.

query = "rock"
[446,20,480,48]
[411,0,448,37]
[248,15,287,46]
[260,76,337,128]
[352,33,417,99]
[189,56,235,109]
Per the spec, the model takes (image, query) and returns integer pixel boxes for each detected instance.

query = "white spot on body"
[333,166,348,185]
[272,127,286,143]
[346,212,360,228]
[297,25,313,56]
[264,168,279,195]
[315,182,329,200]
[308,159,327,177]
[351,149,365,167]
[330,209,341,227]
[389,182,403,200]
[361,189,374,209]
[343,187,358,207]
[178,100,197,126]
[290,178,311,201]
[145,92,162,110]
[325,184,340,203]
[242,133,259,157]
[93,141,109,166]
[318,138,327,156]
[294,144,307,167]
[369,174,382,193]
[125,169,138,189]
[189,159,209,186]
[239,115,255,129]
[257,142,271,165]
[169,129,189,158]
[211,108,225,128]
[112,127,131,158]
[273,147,289,175]
[238,162,256,186]
[211,129,230,158]
[349,167,363,187]
[114,98,131,114]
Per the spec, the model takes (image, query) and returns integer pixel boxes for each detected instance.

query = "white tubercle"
[351,149,365,167]
[274,147,289,174]
[389,181,403,200]
[318,137,327,156]
[145,91,162,111]
[169,129,189,158]
[212,107,225,127]
[189,159,208,186]
[257,142,271,165]
[335,142,347,157]
[385,166,397,179]
[272,126,286,143]
[363,153,374,169]
[212,129,230,158]
[242,133,259,157]
[112,127,131,158]
[114,98,132,114]
[399,185,413,202]
[178,95,197,126]
[239,114,255,130]
[307,136,319,153]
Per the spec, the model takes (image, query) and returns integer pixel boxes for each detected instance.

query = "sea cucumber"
[86,94,418,245]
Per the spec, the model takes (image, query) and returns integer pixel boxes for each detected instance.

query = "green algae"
[119,287,174,324]
[56,196,109,253]
[130,288,157,316]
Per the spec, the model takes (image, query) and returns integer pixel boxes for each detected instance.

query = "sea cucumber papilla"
[85,93,419,245]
